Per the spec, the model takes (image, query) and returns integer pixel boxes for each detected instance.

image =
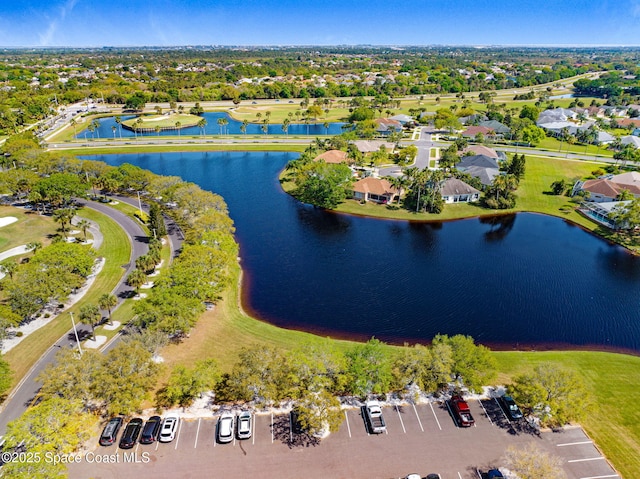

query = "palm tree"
[53,207,76,237]
[87,122,96,140]
[155,105,162,115]
[220,117,228,135]
[217,117,225,135]
[98,293,117,325]
[175,121,181,138]
[197,118,207,136]
[79,303,101,341]
[282,118,290,136]
[70,118,77,137]
[127,269,148,295]
[115,115,122,138]
[134,117,143,139]
[26,241,43,253]
[155,125,161,138]
[384,176,408,204]
[265,111,271,122]
[261,120,268,135]
[323,121,330,135]
[111,125,117,139]
[240,119,248,135]
[178,104,184,114]
[92,119,101,139]
[0,260,18,280]
[76,219,91,242]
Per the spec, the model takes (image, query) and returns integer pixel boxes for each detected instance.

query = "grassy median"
[3,207,130,385]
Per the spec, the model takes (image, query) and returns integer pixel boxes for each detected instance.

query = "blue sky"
[1,0,639,47]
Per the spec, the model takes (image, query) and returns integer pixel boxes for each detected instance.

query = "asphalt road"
[0,199,150,436]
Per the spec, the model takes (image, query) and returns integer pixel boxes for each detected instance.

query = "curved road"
[0,199,153,436]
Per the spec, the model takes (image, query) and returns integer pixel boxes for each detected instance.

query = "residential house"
[313,150,351,164]
[536,108,578,126]
[461,125,495,139]
[455,154,500,186]
[389,114,415,125]
[458,113,487,125]
[352,177,398,204]
[618,119,640,129]
[351,140,396,154]
[621,135,640,149]
[374,118,403,135]
[460,145,499,159]
[439,178,481,203]
[573,173,640,202]
[478,120,510,136]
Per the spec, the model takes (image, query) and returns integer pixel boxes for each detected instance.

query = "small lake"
[76,112,348,139]
[83,151,640,352]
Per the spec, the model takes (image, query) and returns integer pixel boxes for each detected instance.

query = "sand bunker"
[0,216,18,228]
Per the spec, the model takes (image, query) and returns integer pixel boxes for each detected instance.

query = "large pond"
[76,112,348,139]
[83,151,640,353]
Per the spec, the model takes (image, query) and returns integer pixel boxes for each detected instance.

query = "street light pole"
[70,312,83,357]
[137,191,143,215]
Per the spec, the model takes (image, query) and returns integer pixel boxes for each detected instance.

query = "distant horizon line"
[1,43,640,50]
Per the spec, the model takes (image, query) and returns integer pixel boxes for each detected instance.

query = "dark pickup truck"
[449,395,475,427]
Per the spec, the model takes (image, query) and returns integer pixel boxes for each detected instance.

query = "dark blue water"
[83,151,640,352]
[76,112,347,139]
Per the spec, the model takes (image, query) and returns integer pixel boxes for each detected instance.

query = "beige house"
[313,149,351,164]
[352,177,397,204]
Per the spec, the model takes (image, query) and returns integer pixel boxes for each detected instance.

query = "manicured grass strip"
[494,351,640,479]
[160,265,360,372]
[53,143,308,156]
[4,208,131,385]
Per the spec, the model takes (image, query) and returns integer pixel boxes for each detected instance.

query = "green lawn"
[495,351,640,479]
[122,113,201,130]
[4,207,131,384]
[0,206,56,253]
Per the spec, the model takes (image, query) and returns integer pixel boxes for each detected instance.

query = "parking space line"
[458,472,463,479]
[289,412,293,442]
[395,406,406,434]
[174,420,183,450]
[155,440,159,451]
[344,411,352,438]
[252,414,255,446]
[557,440,593,446]
[478,399,492,425]
[580,475,619,479]
[271,413,274,444]
[412,404,424,432]
[194,418,201,449]
[568,457,605,463]
[429,401,442,431]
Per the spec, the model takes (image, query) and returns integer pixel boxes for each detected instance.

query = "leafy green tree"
[53,207,76,237]
[433,108,462,133]
[392,342,453,394]
[504,443,567,479]
[157,359,220,408]
[125,91,147,110]
[38,348,103,405]
[519,104,539,122]
[432,334,496,392]
[506,153,526,181]
[294,162,352,209]
[34,172,86,207]
[509,363,591,427]
[345,338,393,397]
[2,397,96,479]
[295,388,343,436]
[550,179,567,195]
[96,341,160,415]
[521,125,546,146]
[609,197,640,234]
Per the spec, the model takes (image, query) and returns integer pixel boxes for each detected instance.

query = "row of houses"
[351,177,480,205]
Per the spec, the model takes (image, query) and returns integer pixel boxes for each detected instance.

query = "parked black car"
[498,395,523,421]
[99,417,123,446]
[119,418,143,449]
[139,416,162,444]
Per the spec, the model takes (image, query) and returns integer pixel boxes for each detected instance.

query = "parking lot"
[68,398,620,479]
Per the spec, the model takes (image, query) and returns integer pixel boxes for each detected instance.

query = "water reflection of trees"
[407,221,441,253]
[296,205,351,236]
[480,214,517,242]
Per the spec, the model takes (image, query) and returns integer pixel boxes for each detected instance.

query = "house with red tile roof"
[313,149,351,164]
[352,177,397,204]
[461,125,494,138]
[574,174,640,203]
